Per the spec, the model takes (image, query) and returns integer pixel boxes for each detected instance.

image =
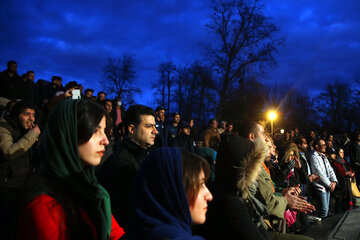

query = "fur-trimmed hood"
[278,142,299,165]
[216,135,268,199]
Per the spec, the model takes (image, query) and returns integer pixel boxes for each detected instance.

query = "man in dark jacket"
[154,106,166,147]
[294,137,319,198]
[171,121,195,152]
[165,112,180,146]
[0,60,21,100]
[0,101,40,239]
[97,104,158,231]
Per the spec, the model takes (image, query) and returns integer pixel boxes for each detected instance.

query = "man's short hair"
[155,106,165,112]
[97,91,106,96]
[294,136,306,146]
[171,112,180,118]
[51,76,62,82]
[123,105,155,134]
[312,138,324,149]
[208,118,217,125]
[7,60,17,67]
[226,122,233,128]
[237,120,260,138]
[27,70,34,75]
[84,89,94,94]
[10,100,36,119]
[103,99,112,105]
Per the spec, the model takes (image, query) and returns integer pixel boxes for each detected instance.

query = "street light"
[267,110,277,136]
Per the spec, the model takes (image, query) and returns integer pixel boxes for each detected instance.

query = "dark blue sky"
[1,0,359,106]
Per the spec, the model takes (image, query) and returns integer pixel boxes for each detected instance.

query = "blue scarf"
[128,147,204,240]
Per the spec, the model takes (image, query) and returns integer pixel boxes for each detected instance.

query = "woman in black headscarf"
[17,100,124,239]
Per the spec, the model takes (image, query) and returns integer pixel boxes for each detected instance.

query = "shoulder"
[24,194,65,221]
[18,194,65,240]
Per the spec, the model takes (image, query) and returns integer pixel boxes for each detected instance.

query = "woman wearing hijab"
[128,147,213,240]
[17,100,125,239]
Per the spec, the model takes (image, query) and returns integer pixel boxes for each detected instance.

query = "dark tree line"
[99,0,360,133]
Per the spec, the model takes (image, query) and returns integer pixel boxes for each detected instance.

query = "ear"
[249,133,255,141]
[128,124,135,135]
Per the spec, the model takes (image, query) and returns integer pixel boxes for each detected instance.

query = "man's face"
[357,134,360,142]
[255,124,268,142]
[132,115,158,148]
[328,153,336,160]
[8,63,17,73]
[85,91,93,98]
[228,124,233,132]
[298,138,308,152]
[53,79,62,87]
[310,131,316,139]
[221,122,226,129]
[27,72,35,81]
[211,120,218,129]
[157,109,165,119]
[326,140,333,148]
[189,120,194,128]
[173,114,180,124]
[104,101,112,113]
[18,108,36,130]
[98,93,106,101]
[316,140,327,153]
[290,130,295,138]
[182,127,191,136]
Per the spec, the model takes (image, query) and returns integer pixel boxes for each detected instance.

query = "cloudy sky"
[1,0,359,106]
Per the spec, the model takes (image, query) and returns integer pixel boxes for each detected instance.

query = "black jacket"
[97,137,149,231]
[0,70,21,99]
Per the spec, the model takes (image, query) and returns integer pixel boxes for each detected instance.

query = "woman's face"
[189,170,213,224]
[78,116,109,167]
[338,149,344,159]
[287,150,295,163]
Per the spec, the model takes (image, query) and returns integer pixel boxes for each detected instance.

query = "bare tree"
[205,0,283,118]
[153,61,176,114]
[315,81,355,132]
[101,54,140,106]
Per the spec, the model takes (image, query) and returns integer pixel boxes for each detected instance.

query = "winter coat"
[97,137,149,231]
[204,135,270,239]
[0,116,39,188]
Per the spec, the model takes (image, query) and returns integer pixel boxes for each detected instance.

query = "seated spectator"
[128,147,212,239]
[17,99,124,239]
[0,101,40,239]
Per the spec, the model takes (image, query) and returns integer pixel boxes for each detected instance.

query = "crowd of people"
[1,60,360,239]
